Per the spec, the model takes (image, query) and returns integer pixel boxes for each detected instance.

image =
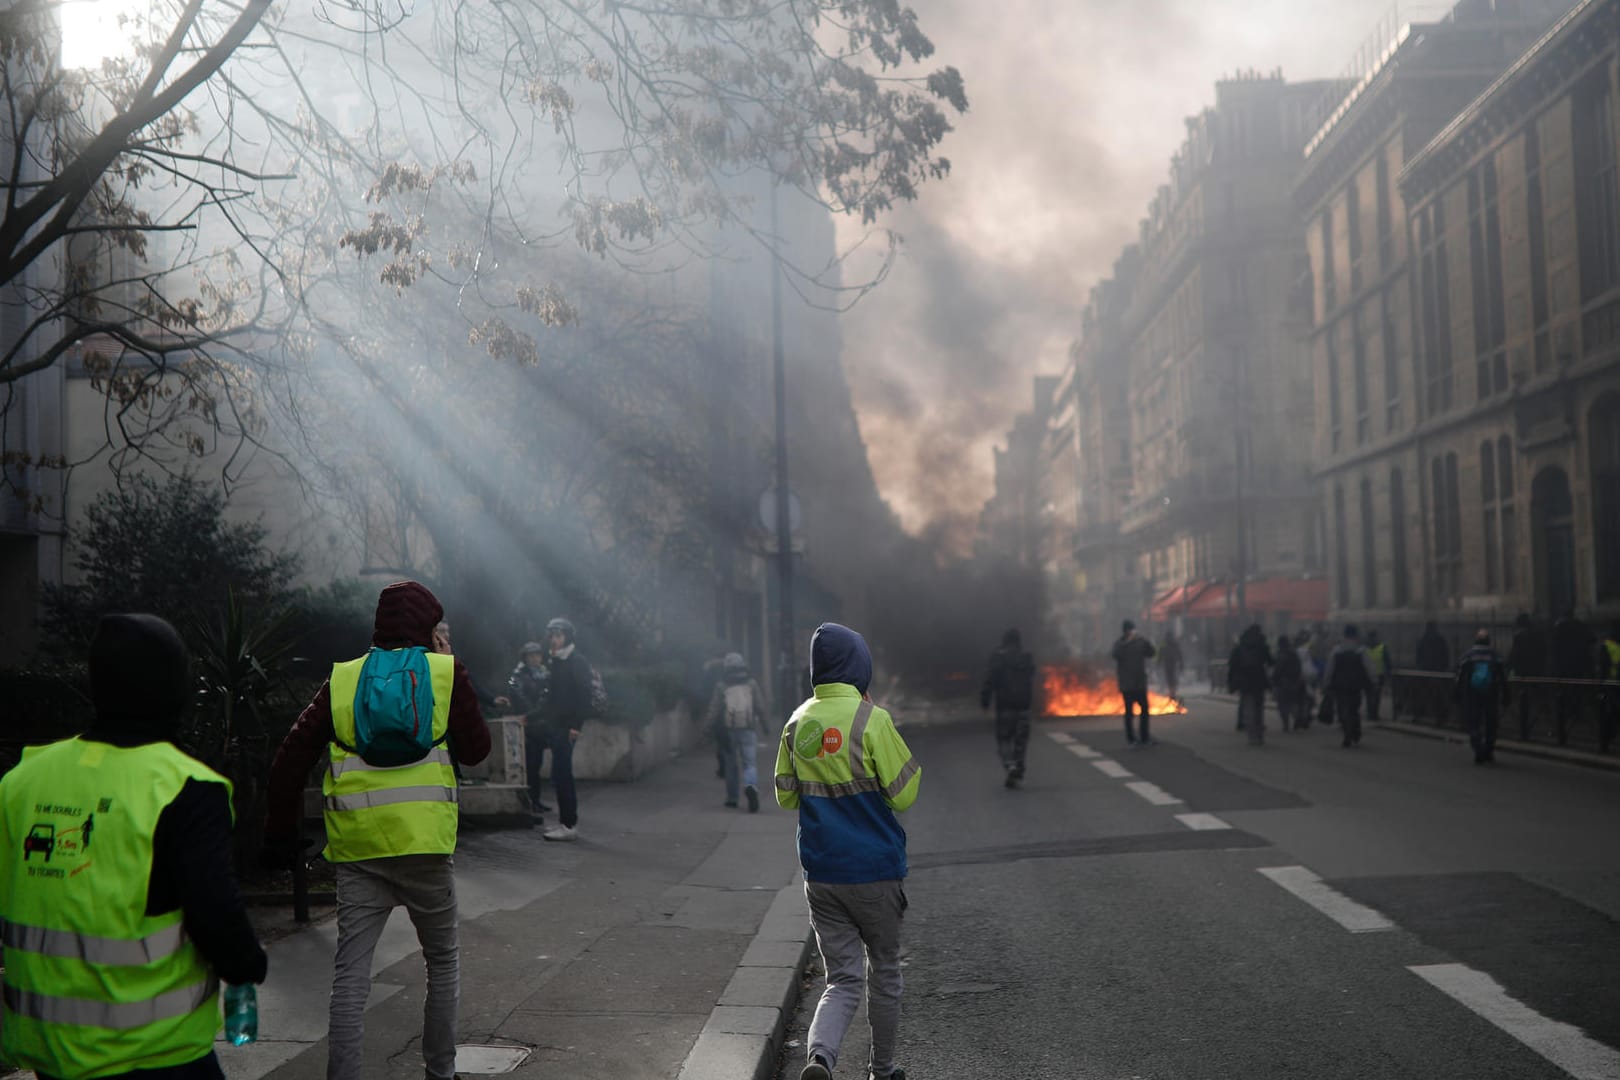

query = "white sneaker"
[542,825,578,842]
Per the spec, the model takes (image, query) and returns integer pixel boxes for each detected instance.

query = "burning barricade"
[1041,662,1186,718]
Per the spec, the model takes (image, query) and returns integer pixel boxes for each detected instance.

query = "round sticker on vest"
[821,727,843,755]
[794,719,826,760]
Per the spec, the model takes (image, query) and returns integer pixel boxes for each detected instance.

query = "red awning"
[1179,578,1329,622]
[1147,582,1211,621]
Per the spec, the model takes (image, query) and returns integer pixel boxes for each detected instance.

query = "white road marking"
[1409,963,1620,1079]
[1125,781,1183,806]
[1175,812,1231,831]
[1092,759,1134,779]
[1047,731,1074,744]
[1258,866,1394,933]
[1066,743,1101,759]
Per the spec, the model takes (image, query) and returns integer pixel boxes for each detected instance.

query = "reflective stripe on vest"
[328,745,454,780]
[1,919,187,966]
[324,785,460,812]
[4,976,217,1030]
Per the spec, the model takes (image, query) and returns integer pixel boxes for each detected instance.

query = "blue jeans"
[722,728,759,803]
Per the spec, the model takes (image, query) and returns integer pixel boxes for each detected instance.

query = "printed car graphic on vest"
[22,824,54,861]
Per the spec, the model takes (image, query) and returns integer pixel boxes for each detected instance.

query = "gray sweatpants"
[328,855,460,1080]
[804,879,906,1079]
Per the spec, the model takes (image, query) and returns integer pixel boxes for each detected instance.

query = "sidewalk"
[219,747,813,1080]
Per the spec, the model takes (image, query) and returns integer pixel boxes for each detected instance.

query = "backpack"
[1468,659,1494,694]
[723,683,754,729]
[344,646,446,766]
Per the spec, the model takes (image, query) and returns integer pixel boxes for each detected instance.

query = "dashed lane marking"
[1066,743,1101,759]
[1174,812,1231,831]
[1258,866,1395,933]
[1409,963,1620,1079]
[1047,731,1075,744]
[1092,759,1134,779]
[1125,781,1183,806]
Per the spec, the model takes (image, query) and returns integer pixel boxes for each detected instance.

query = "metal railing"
[1387,669,1617,753]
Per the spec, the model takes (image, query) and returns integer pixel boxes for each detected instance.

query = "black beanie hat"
[89,613,191,737]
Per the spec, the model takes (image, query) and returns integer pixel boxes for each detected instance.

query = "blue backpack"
[344,647,445,766]
[1468,659,1494,694]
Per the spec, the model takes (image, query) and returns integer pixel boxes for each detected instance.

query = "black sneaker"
[802,1054,831,1080]
[724,800,738,808]
[745,785,759,813]
[872,1070,906,1080]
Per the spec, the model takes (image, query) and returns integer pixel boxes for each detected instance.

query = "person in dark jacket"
[538,616,593,841]
[1455,629,1511,764]
[1551,611,1595,746]
[507,641,552,819]
[1226,624,1273,745]
[1112,620,1157,747]
[1160,630,1185,703]
[1324,624,1375,748]
[980,628,1036,787]
[1271,633,1306,733]
[1,614,268,1080]
[1414,621,1451,722]
[1506,613,1546,740]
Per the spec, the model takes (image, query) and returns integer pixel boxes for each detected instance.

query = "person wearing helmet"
[539,617,592,841]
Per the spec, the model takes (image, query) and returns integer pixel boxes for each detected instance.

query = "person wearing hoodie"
[706,652,767,811]
[980,627,1036,787]
[1323,624,1376,748]
[1111,620,1157,746]
[0,614,267,1080]
[1226,624,1273,745]
[776,624,920,1080]
[1455,629,1511,764]
[264,581,490,1080]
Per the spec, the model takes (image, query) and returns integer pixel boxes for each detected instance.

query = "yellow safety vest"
[322,650,458,862]
[0,739,227,1080]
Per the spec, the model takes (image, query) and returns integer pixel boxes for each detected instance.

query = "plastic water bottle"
[224,983,258,1046]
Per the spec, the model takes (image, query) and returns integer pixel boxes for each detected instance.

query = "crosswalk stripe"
[1175,812,1231,830]
[1066,743,1101,759]
[1125,781,1182,806]
[1092,760,1134,779]
[1258,866,1394,933]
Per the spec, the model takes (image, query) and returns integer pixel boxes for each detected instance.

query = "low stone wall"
[571,700,701,781]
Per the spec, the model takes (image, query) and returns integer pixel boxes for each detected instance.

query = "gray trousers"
[805,879,906,1079]
[329,855,460,1080]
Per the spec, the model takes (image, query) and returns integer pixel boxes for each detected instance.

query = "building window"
[1327,329,1342,453]
[1418,201,1454,417]
[1499,434,1516,593]
[1360,476,1378,609]
[1433,452,1462,598]
[1482,440,1499,594]
[1376,150,1394,272]
[1591,396,1620,601]
[1382,289,1401,433]
[1526,122,1551,374]
[1348,177,1363,296]
[1353,312,1370,445]
[1575,78,1620,309]
[1390,467,1410,607]
[1320,209,1337,315]
[1334,484,1351,608]
[1467,156,1508,400]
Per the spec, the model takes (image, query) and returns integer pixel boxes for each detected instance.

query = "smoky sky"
[841,0,1415,549]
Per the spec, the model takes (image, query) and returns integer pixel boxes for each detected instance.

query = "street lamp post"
[770,183,797,717]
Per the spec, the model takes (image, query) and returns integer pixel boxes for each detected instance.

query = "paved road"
[776,699,1620,1080]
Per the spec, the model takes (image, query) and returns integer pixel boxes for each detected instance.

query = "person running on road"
[265,581,491,1080]
[776,623,921,1080]
[1112,620,1157,747]
[1323,624,1376,748]
[707,652,767,811]
[980,627,1036,787]
[1,614,268,1080]
[1455,629,1510,764]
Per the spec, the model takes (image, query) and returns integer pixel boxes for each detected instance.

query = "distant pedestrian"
[1,614,268,1080]
[1160,630,1185,703]
[1324,624,1375,748]
[1295,630,1317,730]
[1415,621,1451,723]
[776,623,921,1080]
[1455,629,1510,764]
[1112,620,1157,747]
[707,653,767,811]
[1226,624,1273,745]
[537,616,592,841]
[265,581,491,1080]
[1551,611,1594,746]
[1507,613,1547,740]
[1598,623,1620,754]
[1272,633,1306,732]
[508,641,553,821]
[980,627,1036,787]
[1365,629,1389,721]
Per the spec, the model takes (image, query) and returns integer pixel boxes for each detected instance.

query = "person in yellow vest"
[775,623,921,1080]
[1365,630,1389,721]
[0,614,267,1080]
[264,581,491,1080]
[1599,623,1620,754]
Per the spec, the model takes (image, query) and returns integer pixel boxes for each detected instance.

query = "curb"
[678,881,815,1080]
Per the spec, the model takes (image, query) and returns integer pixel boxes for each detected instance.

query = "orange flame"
[1041,664,1186,718]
